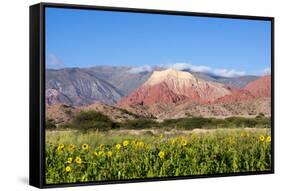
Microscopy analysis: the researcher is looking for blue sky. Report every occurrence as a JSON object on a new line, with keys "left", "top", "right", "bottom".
{"left": 45, "top": 7, "right": 271, "bottom": 77}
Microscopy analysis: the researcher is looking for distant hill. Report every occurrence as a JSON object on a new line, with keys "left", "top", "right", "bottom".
{"left": 190, "top": 71, "right": 259, "bottom": 88}
{"left": 118, "top": 68, "right": 233, "bottom": 105}
{"left": 46, "top": 102, "right": 141, "bottom": 124}
{"left": 245, "top": 75, "right": 271, "bottom": 97}
{"left": 118, "top": 69, "right": 271, "bottom": 119}
{"left": 46, "top": 67, "right": 152, "bottom": 106}
{"left": 46, "top": 66, "right": 262, "bottom": 107}
{"left": 84, "top": 66, "right": 152, "bottom": 96}
{"left": 46, "top": 68, "right": 124, "bottom": 106}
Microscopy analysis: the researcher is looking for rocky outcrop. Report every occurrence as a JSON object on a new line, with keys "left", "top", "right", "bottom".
{"left": 245, "top": 75, "right": 271, "bottom": 98}
{"left": 46, "top": 68, "right": 123, "bottom": 106}
{"left": 118, "top": 69, "right": 232, "bottom": 106}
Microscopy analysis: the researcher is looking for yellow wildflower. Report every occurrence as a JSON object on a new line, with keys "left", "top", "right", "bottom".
{"left": 107, "top": 151, "right": 113, "bottom": 157}
{"left": 67, "top": 144, "right": 75, "bottom": 151}
{"left": 66, "top": 157, "right": 72, "bottom": 164}
{"left": 75, "top": 156, "right": 82, "bottom": 164}
{"left": 98, "top": 151, "right": 104, "bottom": 156}
{"left": 65, "top": 166, "right": 71, "bottom": 172}
{"left": 158, "top": 151, "right": 165, "bottom": 159}
{"left": 159, "top": 133, "right": 164, "bottom": 138}
{"left": 136, "top": 141, "right": 144, "bottom": 148}
{"left": 82, "top": 143, "right": 89, "bottom": 150}
{"left": 181, "top": 139, "right": 188, "bottom": 146}
{"left": 259, "top": 135, "right": 265, "bottom": 142}
{"left": 123, "top": 140, "right": 129, "bottom": 147}
{"left": 57, "top": 143, "right": 65, "bottom": 151}
{"left": 266, "top": 136, "right": 271, "bottom": 142}
{"left": 116, "top": 144, "right": 121, "bottom": 150}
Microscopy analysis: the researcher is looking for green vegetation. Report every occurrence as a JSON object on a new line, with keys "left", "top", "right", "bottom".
{"left": 118, "top": 108, "right": 141, "bottom": 118}
{"left": 121, "top": 119, "right": 158, "bottom": 129}
{"left": 162, "top": 116, "right": 271, "bottom": 130}
{"left": 45, "top": 118, "right": 56, "bottom": 129}
{"left": 48, "top": 110, "right": 271, "bottom": 131}
{"left": 45, "top": 111, "right": 272, "bottom": 184}
{"left": 45, "top": 129, "right": 271, "bottom": 184}
{"left": 61, "top": 111, "right": 119, "bottom": 131}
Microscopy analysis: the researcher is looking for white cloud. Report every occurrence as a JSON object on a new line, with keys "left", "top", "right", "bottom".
{"left": 128, "top": 65, "right": 152, "bottom": 74}
{"left": 212, "top": 68, "right": 245, "bottom": 78}
{"left": 262, "top": 67, "right": 271, "bottom": 75}
{"left": 47, "top": 54, "right": 64, "bottom": 68}
{"left": 168, "top": 62, "right": 246, "bottom": 78}
{"left": 170, "top": 63, "right": 211, "bottom": 73}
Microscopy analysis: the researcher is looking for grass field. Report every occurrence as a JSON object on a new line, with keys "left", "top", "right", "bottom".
{"left": 45, "top": 128, "right": 271, "bottom": 184}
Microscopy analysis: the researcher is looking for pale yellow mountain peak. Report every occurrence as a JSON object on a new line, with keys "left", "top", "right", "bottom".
{"left": 144, "top": 68, "right": 196, "bottom": 86}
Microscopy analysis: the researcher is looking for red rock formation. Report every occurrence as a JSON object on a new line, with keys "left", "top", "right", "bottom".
{"left": 214, "top": 88, "right": 255, "bottom": 104}
{"left": 118, "top": 82, "right": 188, "bottom": 105}
{"left": 118, "top": 69, "right": 232, "bottom": 106}
{"left": 118, "top": 69, "right": 272, "bottom": 108}
{"left": 244, "top": 75, "right": 271, "bottom": 98}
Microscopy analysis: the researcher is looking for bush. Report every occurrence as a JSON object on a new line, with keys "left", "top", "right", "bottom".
{"left": 53, "top": 111, "right": 271, "bottom": 131}
{"left": 162, "top": 117, "right": 213, "bottom": 130}
{"left": 46, "top": 119, "right": 56, "bottom": 129}
{"left": 256, "top": 112, "right": 265, "bottom": 119}
{"left": 162, "top": 116, "right": 271, "bottom": 130}
{"left": 72, "top": 111, "right": 115, "bottom": 131}
{"left": 122, "top": 118, "right": 159, "bottom": 129}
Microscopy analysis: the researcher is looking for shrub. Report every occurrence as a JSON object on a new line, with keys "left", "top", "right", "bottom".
{"left": 46, "top": 118, "right": 56, "bottom": 129}
{"left": 72, "top": 111, "right": 114, "bottom": 131}
{"left": 122, "top": 118, "right": 158, "bottom": 129}
{"left": 256, "top": 112, "right": 265, "bottom": 119}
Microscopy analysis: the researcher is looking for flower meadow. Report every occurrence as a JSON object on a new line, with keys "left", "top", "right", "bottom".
{"left": 45, "top": 129, "right": 271, "bottom": 184}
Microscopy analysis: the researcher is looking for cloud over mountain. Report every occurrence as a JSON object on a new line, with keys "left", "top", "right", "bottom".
{"left": 128, "top": 65, "right": 152, "bottom": 74}
{"left": 169, "top": 63, "right": 245, "bottom": 78}
{"left": 262, "top": 67, "right": 271, "bottom": 75}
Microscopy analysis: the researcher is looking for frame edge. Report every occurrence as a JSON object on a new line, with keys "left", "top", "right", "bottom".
{"left": 29, "top": 3, "right": 44, "bottom": 188}
{"left": 30, "top": 2, "right": 275, "bottom": 188}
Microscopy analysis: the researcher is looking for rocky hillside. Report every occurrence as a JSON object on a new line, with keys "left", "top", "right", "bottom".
{"left": 118, "top": 69, "right": 232, "bottom": 105}
{"left": 46, "top": 104, "right": 79, "bottom": 124}
{"left": 46, "top": 67, "right": 153, "bottom": 106}
{"left": 84, "top": 66, "right": 152, "bottom": 96}
{"left": 245, "top": 75, "right": 271, "bottom": 97}
{"left": 46, "top": 102, "right": 140, "bottom": 124}
{"left": 157, "top": 97, "right": 271, "bottom": 119}
{"left": 46, "top": 66, "right": 259, "bottom": 106}
{"left": 45, "top": 66, "right": 271, "bottom": 122}
{"left": 118, "top": 69, "right": 271, "bottom": 119}
{"left": 46, "top": 68, "right": 123, "bottom": 106}
{"left": 79, "top": 102, "right": 140, "bottom": 122}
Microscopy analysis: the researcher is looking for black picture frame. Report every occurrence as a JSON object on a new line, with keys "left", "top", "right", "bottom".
{"left": 30, "top": 2, "right": 275, "bottom": 188}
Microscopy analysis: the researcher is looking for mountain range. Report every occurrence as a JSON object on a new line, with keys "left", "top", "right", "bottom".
{"left": 46, "top": 66, "right": 271, "bottom": 121}
{"left": 46, "top": 66, "right": 261, "bottom": 106}
{"left": 117, "top": 69, "right": 271, "bottom": 119}
{"left": 46, "top": 67, "right": 151, "bottom": 106}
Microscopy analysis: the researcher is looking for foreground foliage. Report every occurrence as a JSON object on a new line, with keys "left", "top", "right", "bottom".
{"left": 46, "top": 128, "right": 271, "bottom": 184}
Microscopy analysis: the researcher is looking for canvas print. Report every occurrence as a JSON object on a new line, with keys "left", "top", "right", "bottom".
{"left": 45, "top": 7, "right": 272, "bottom": 184}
